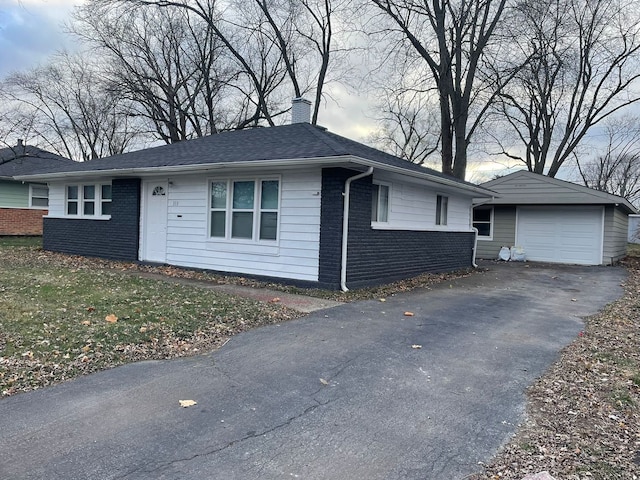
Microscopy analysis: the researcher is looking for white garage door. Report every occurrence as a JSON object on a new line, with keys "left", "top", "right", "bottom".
{"left": 516, "top": 207, "right": 603, "bottom": 265}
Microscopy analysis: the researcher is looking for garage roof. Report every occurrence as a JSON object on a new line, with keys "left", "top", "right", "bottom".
{"left": 479, "top": 170, "right": 637, "bottom": 214}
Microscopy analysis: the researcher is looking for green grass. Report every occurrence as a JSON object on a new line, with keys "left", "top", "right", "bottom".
{"left": 0, "top": 236, "right": 42, "bottom": 248}
{"left": 627, "top": 243, "right": 640, "bottom": 258}
{"left": 0, "top": 239, "right": 296, "bottom": 396}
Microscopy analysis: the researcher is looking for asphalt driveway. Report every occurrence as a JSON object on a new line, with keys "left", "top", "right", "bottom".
{"left": 0, "top": 262, "right": 626, "bottom": 479}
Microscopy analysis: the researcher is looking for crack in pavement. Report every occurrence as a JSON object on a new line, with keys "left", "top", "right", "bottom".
{"left": 119, "top": 397, "right": 336, "bottom": 478}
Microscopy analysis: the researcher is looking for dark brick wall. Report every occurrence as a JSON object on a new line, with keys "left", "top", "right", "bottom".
{"left": 319, "top": 168, "right": 475, "bottom": 289}
{"left": 318, "top": 168, "right": 351, "bottom": 288}
{"left": 43, "top": 178, "right": 141, "bottom": 261}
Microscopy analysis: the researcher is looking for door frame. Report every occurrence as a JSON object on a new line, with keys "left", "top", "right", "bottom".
{"left": 140, "top": 179, "right": 169, "bottom": 263}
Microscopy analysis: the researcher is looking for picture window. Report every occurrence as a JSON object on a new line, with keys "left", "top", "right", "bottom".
{"left": 209, "top": 178, "right": 280, "bottom": 242}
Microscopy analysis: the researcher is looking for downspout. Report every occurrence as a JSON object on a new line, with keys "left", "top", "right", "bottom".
{"left": 471, "top": 227, "right": 479, "bottom": 268}
{"left": 469, "top": 197, "right": 494, "bottom": 269}
{"left": 341, "top": 167, "right": 374, "bottom": 292}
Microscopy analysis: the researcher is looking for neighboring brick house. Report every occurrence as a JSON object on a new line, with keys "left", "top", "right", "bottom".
{"left": 17, "top": 103, "right": 493, "bottom": 289}
{"left": 0, "top": 141, "right": 75, "bottom": 235}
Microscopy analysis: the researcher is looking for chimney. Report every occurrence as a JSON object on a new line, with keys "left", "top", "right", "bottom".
{"left": 16, "top": 139, "right": 24, "bottom": 148}
{"left": 291, "top": 97, "right": 311, "bottom": 124}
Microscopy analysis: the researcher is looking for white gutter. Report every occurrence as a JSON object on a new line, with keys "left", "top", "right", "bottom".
{"left": 471, "top": 227, "right": 479, "bottom": 268}
{"left": 341, "top": 167, "right": 374, "bottom": 292}
{"left": 14, "top": 155, "right": 493, "bottom": 197}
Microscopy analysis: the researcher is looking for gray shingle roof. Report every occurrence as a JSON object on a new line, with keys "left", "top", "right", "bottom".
{"left": 13, "top": 123, "right": 482, "bottom": 190}
{"left": 0, "top": 145, "right": 74, "bottom": 178}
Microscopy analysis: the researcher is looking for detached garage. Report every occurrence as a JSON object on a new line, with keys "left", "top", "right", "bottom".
{"left": 473, "top": 171, "right": 637, "bottom": 265}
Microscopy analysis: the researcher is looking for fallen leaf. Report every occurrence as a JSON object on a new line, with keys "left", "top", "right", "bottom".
{"left": 81, "top": 320, "right": 91, "bottom": 326}
{"left": 269, "top": 297, "right": 281, "bottom": 303}
{"left": 319, "top": 378, "right": 329, "bottom": 385}
{"left": 139, "top": 326, "right": 148, "bottom": 333}
{"left": 404, "top": 311, "right": 414, "bottom": 316}
{"left": 86, "top": 306, "right": 96, "bottom": 313}
{"left": 411, "top": 344, "right": 422, "bottom": 349}
{"left": 379, "top": 298, "right": 386, "bottom": 302}
{"left": 105, "top": 314, "right": 118, "bottom": 323}
{"left": 571, "top": 298, "right": 577, "bottom": 302}
{"left": 179, "top": 399, "right": 197, "bottom": 408}
{"left": 81, "top": 345, "right": 90, "bottom": 353}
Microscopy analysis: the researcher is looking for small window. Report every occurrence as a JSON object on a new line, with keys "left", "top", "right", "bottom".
{"left": 259, "top": 180, "right": 279, "bottom": 240}
{"left": 436, "top": 195, "right": 448, "bottom": 226}
{"left": 30, "top": 184, "right": 49, "bottom": 208}
{"left": 232, "top": 181, "right": 255, "bottom": 239}
{"left": 67, "top": 186, "right": 79, "bottom": 215}
{"left": 371, "top": 183, "right": 390, "bottom": 223}
{"left": 101, "top": 184, "right": 112, "bottom": 215}
{"left": 83, "top": 185, "right": 95, "bottom": 215}
{"left": 473, "top": 206, "right": 493, "bottom": 238}
{"left": 210, "top": 181, "right": 227, "bottom": 238}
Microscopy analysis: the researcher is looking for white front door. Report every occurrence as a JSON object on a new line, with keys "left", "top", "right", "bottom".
{"left": 143, "top": 181, "right": 168, "bottom": 262}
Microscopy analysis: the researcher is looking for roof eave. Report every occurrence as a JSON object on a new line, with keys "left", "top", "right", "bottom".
{"left": 15, "top": 154, "right": 493, "bottom": 197}
{"left": 483, "top": 198, "right": 637, "bottom": 214}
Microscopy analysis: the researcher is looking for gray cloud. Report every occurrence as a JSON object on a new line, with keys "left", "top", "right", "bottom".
{"left": 0, "top": 1, "right": 74, "bottom": 78}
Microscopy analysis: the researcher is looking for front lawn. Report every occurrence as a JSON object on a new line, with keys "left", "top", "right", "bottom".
{"left": 0, "top": 238, "right": 299, "bottom": 396}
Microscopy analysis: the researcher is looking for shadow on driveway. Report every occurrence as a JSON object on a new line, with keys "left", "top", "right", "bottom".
{"left": 0, "top": 262, "right": 626, "bottom": 479}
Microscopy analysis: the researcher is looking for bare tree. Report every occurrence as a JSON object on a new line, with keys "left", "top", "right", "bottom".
{"left": 1, "top": 52, "right": 139, "bottom": 161}
{"left": 491, "top": 0, "right": 640, "bottom": 177}
{"left": 576, "top": 117, "right": 640, "bottom": 207}
{"left": 369, "top": 0, "right": 511, "bottom": 179}
{"left": 369, "top": 88, "right": 440, "bottom": 165}
{"left": 122, "top": 0, "right": 348, "bottom": 126}
{"left": 72, "top": 1, "right": 251, "bottom": 142}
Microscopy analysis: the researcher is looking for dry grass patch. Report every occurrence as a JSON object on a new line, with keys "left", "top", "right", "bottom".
{"left": 0, "top": 238, "right": 300, "bottom": 397}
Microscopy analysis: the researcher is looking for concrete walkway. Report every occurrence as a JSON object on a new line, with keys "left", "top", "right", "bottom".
{"left": 0, "top": 262, "right": 626, "bottom": 480}
{"left": 131, "top": 270, "right": 344, "bottom": 313}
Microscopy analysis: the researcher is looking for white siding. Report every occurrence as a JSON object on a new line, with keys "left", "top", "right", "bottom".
{"left": 373, "top": 176, "right": 473, "bottom": 232}
{"left": 603, "top": 206, "right": 629, "bottom": 263}
{"left": 162, "top": 169, "right": 322, "bottom": 282}
{"left": 45, "top": 182, "right": 66, "bottom": 217}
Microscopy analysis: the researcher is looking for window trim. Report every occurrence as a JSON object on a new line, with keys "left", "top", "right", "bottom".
{"left": 29, "top": 184, "right": 49, "bottom": 209}
{"left": 208, "top": 176, "right": 281, "bottom": 244}
{"left": 65, "top": 183, "right": 112, "bottom": 218}
{"left": 473, "top": 206, "right": 494, "bottom": 240}
{"left": 371, "top": 181, "right": 391, "bottom": 225}
{"left": 436, "top": 194, "right": 448, "bottom": 226}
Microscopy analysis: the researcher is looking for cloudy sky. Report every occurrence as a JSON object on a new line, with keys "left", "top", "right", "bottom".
{"left": 0, "top": 0, "right": 378, "bottom": 135}
{"left": 0, "top": 0, "right": 76, "bottom": 76}
{"left": 0, "top": 0, "right": 519, "bottom": 180}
